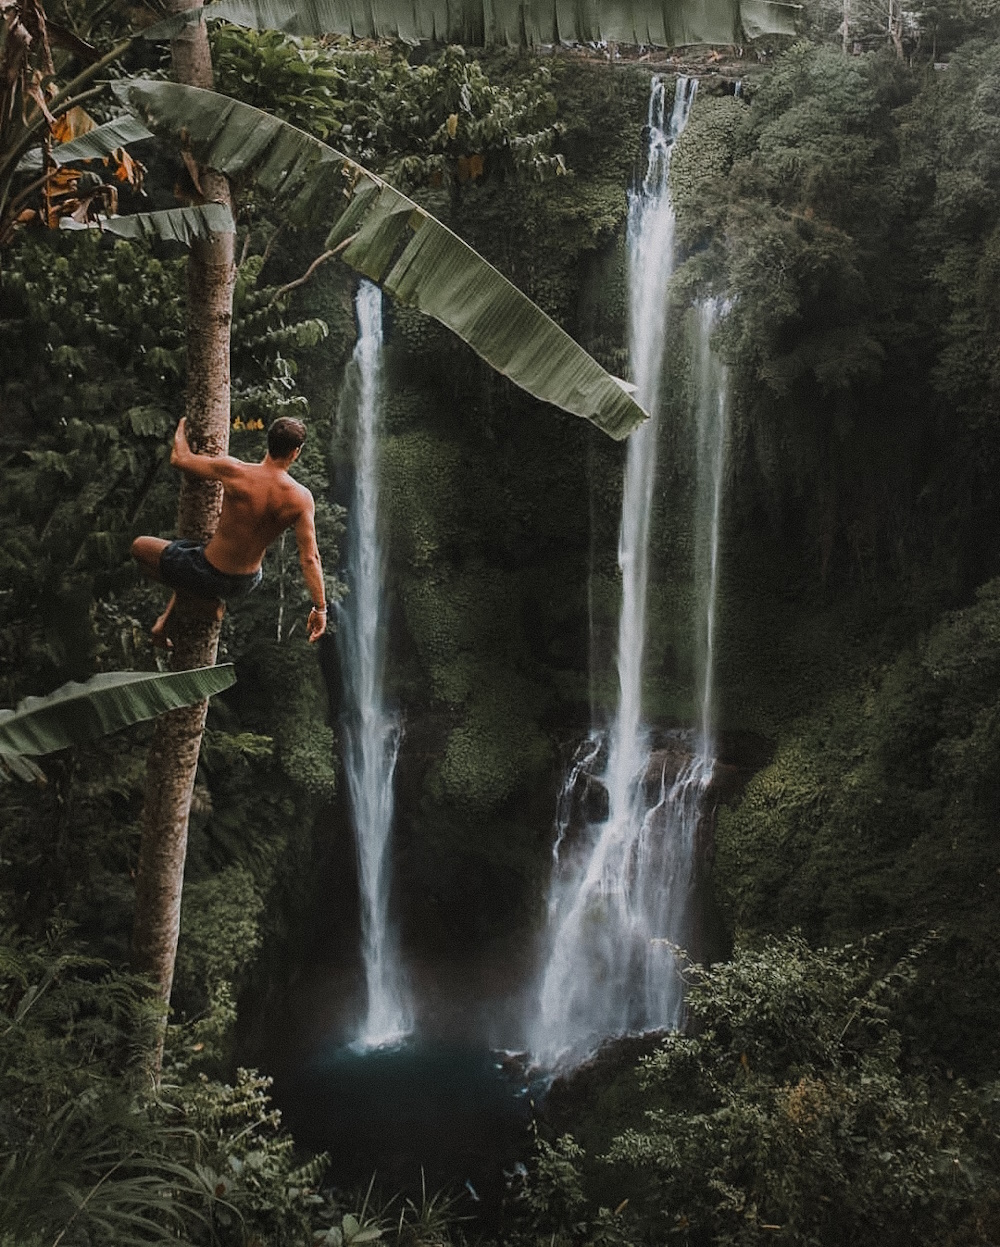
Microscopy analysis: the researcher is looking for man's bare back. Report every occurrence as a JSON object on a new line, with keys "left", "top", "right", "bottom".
{"left": 132, "top": 416, "right": 327, "bottom": 647}
{"left": 203, "top": 459, "right": 314, "bottom": 575}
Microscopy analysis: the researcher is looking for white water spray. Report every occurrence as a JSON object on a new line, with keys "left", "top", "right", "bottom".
{"left": 337, "top": 281, "right": 412, "bottom": 1049}
{"left": 530, "top": 77, "right": 699, "bottom": 1068}
{"left": 693, "top": 297, "right": 730, "bottom": 760}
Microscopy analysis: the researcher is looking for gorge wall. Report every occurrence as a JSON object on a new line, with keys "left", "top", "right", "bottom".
{"left": 240, "top": 47, "right": 1000, "bottom": 1081}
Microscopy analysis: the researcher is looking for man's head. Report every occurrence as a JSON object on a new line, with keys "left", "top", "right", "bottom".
{"left": 267, "top": 417, "right": 307, "bottom": 463}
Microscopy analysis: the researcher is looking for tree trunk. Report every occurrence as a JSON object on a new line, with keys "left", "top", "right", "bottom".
{"left": 888, "top": 0, "right": 904, "bottom": 57}
{"left": 131, "top": 0, "right": 234, "bottom": 1072}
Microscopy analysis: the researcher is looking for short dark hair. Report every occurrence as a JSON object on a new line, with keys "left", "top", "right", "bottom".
{"left": 267, "top": 417, "right": 307, "bottom": 460}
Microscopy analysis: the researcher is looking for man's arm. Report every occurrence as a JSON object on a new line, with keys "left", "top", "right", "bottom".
{"left": 170, "top": 418, "right": 242, "bottom": 482}
{"left": 294, "top": 493, "right": 327, "bottom": 643}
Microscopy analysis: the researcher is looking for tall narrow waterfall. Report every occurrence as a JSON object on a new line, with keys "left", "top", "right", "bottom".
{"left": 530, "top": 77, "right": 699, "bottom": 1068}
{"left": 693, "top": 297, "right": 730, "bottom": 761}
{"left": 337, "top": 281, "right": 412, "bottom": 1049}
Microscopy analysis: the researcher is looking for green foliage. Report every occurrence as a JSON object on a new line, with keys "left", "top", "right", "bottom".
{"left": 901, "top": 42, "right": 1000, "bottom": 486}
{"left": 212, "top": 31, "right": 567, "bottom": 190}
{"left": 0, "top": 917, "right": 347, "bottom": 1245}
{"left": 602, "top": 936, "right": 999, "bottom": 1247}
{"left": 458, "top": 61, "right": 648, "bottom": 321}
{"left": 397, "top": 1173, "right": 470, "bottom": 1247}
{"left": 0, "top": 230, "right": 331, "bottom": 697}
{"left": 162, "top": 1066, "right": 332, "bottom": 1244}
{"left": 398, "top": 560, "right": 552, "bottom": 810}
{"left": 0, "top": 214, "right": 344, "bottom": 1110}
{"left": 118, "top": 75, "right": 645, "bottom": 439}
{"left": 0, "top": 923, "right": 216, "bottom": 1243}
{"left": 715, "top": 579, "right": 1000, "bottom": 1073}
{"left": 667, "top": 40, "right": 1000, "bottom": 594}
{"left": 6, "top": 31, "right": 1000, "bottom": 1247}
{"left": 798, "top": 0, "right": 1000, "bottom": 57}
{"left": 519, "top": 1132, "right": 588, "bottom": 1235}
{"left": 173, "top": 864, "right": 264, "bottom": 1017}
{"left": 0, "top": 235, "right": 185, "bottom": 692}
{"left": 694, "top": 45, "right": 909, "bottom": 400}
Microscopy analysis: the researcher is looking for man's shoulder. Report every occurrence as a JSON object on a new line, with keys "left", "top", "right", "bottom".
{"left": 220, "top": 455, "right": 256, "bottom": 479}
{"left": 288, "top": 476, "right": 315, "bottom": 509}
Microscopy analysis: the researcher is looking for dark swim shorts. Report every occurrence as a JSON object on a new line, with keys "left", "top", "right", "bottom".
{"left": 159, "top": 539, "right": 263, "bottom": 602}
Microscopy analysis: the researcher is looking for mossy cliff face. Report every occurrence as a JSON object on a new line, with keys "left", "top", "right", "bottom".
{"left": 292, "top": 51, "right": 1000, "bottom": 1066}
{"left": 714, "top": 579, "right": 1000, "bottom": 1076}
{"left": 364, "top": 69, "right": 745, "bottom": 965}
{"left": 317, "top": 63, "right": 654, "bottom": 966}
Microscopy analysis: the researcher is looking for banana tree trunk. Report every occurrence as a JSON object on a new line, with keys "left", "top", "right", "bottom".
{"left": 131, "top": 0, "right": 235, "bottom": 1071}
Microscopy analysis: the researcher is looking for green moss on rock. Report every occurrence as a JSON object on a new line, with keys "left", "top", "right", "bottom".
{"left": 714, "top": 579, "right": 1000, "bottom": 1075}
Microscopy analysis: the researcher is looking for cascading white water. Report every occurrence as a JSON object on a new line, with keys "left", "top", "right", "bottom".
{"left": 336, "top": 281, "right": 412, "bottom": 1049}
{"left": 530, "top": 77, "right": 699, "bottom": 1068}
{"left": 692, "top": 297, "right": 730, "bottom": 762}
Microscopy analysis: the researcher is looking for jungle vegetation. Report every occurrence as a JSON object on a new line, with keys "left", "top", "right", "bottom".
{"left": 1, "top": 0, "right": 999, "bottom": 1237}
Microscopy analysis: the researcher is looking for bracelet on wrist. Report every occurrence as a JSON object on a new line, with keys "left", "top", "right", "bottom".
{"left": 311, "top": 604, "right": 327, "bottom": 612}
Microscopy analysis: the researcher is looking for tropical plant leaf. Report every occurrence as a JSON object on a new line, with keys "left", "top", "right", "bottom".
{"left": 0, "top": 665, "right": 237, "bottom": 761}
{"left": 60, "top": 203, "right": 235, "bottom": 243}
{"left": 142, "top": 0, "right": 798, "bottom": 46}
{"left": 50, "top": 115, "right": 154, "bottom": 165}
{"left": 114, "top": 80, "right": 647, "bottom": 439}
{"left": 0, "top": 751, "right": 46, "bottom": 783}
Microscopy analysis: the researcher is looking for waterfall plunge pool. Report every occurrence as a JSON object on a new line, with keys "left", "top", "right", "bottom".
{"left": 271, "top": 1038, "right": 539, "bottom": 1215}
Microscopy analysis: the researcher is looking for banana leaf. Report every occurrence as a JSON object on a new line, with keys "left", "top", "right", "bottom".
{"left": 0, "top": 666, "right": 236, "bottom": 765}
{"left": 142, "top": 0, "right": 798, "bottom": 45}
{"left": 50, "top": 116, "right": 154, "bottom": 165}
{"left": 113, "top": 79, "right": 646, "bottom": 439}
{"left": 60, "top": 203, "right": 235, "bottom": 243}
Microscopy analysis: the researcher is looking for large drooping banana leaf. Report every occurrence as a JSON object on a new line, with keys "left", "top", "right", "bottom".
{"left": 0, "top": 666, "right": 236, "bottom": 781}
{"left": 60, "top": 203, "right": 235, "bottom": 243}
{"left": 115, "top": 79, "right": 647, "bottom": 439}
{"left": 143, "top": 0, "right": 797, "bottom": 46}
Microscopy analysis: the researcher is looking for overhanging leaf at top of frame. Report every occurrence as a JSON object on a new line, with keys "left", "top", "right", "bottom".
{"left": 142, "top": 0, "right": 798, "bottom": 48}
{"left": 114, "top": 78, "right": 648, "bottom": 440}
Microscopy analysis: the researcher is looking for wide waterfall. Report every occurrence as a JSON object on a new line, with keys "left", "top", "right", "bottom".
{"left": 336, "top": 281, "right": 412, "bottom": 1049}
{"left": 530, "top": 77, "right": 700, "bottom": 1068}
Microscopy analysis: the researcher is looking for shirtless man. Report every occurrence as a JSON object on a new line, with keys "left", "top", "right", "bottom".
{"left": 132, "top": 415, "right": 327, "bottom": 648}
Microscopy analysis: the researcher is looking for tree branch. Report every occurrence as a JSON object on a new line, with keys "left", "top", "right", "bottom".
{"left": 268, "top": 233, "right": 357, "bottom": 305}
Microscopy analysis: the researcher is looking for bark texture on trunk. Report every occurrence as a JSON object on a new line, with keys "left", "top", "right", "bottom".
{"left": 131, "top": 0, "right": 235, "bottom": 1066}
{"left": 888, "top": 0, "right": 904, "bottom": 56}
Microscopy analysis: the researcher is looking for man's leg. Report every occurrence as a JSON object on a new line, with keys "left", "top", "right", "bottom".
{"left": 132, "top": 537, "right": 174, "bottom": 647}
{"left": 132, "top": 536, "right": 169, "bottom": 582}
{"left": 149, "top": 590, "right": 224, "bottom": 649}
{"left": 151, "top": 593, "right": 178, "bottom": 649}
{"left": 132, "top": 537, "right": 224, "bottom": 648}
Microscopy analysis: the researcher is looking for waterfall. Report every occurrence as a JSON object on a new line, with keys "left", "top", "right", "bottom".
{"left": 336, "top": 281, "right": 412, "bottom": 1049}
{"left": 530, "top": 77, "right": 699, "bottom": 1068}
{"left": 693, "top": 297, "right": 730, "bottom": 762}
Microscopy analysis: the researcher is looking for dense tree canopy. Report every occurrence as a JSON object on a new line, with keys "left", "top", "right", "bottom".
{"left": 2, "top": 0, "right": 999, "bottom": 1236}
